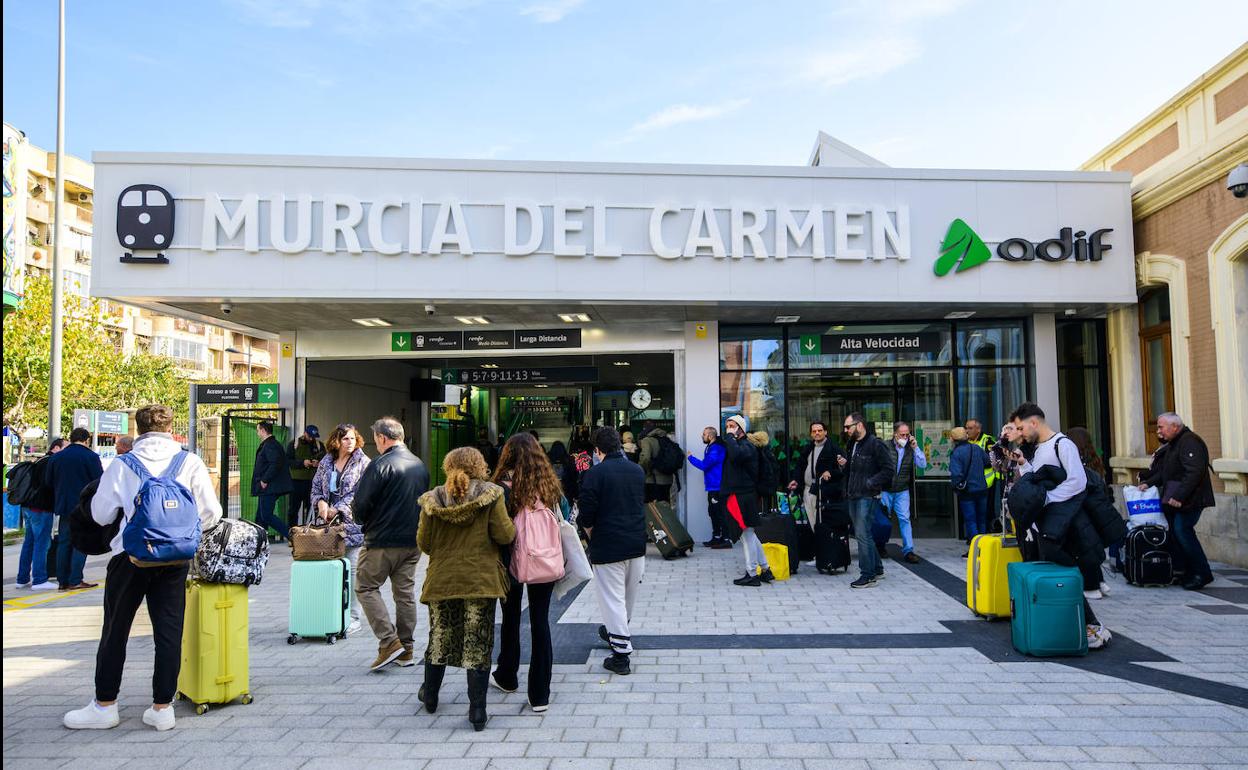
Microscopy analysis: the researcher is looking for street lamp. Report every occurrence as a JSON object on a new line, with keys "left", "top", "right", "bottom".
{"left": 225, "top": 340, "right": 252, "bottom": 382}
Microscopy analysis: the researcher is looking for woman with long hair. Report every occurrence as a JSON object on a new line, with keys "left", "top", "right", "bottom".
{"left": 416, "top": 447, "right": 515, "bottom": 730}
{"left": 1066, "top": 426, "right": 1117, "bottom": 599}
{"left": 309, "top": 423, "right": 371, "bottom": 634}
{"left": 489, "top": 432, "right": 566, "bottom": 712}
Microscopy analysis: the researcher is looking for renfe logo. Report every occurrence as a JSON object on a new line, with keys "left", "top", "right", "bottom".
{"left": 934, "top": 219, "right": 1113, "bottom": 276}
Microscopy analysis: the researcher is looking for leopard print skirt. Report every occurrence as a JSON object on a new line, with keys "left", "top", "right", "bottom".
{"left": 425, "top": 598, "right": 497, "bottom": 670}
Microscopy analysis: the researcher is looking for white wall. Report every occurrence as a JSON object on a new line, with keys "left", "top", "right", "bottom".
{"left": 305, "top": 360, "right": 418, "bottom": 456}
{"left": 680, "top": 321, "right": 720, "bottom": 543}
{"left": 1032, "top": 314, "right": 1061, "bottom": 430}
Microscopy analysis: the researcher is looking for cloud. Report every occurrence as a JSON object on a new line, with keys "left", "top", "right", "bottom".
{"left": 628, "top": 98, "right": 751, "bottom": 134}
{"left": 796, "top": 37, "right": 921, "bottom": 89}
{"left": 520, "top": 0, "right": 584, "bottom": 23}
{"left": 226, "top": 0, "right": 489, "bottom": 35}
{"left": 834, "top": 0, "right": 970, "bottom": 24}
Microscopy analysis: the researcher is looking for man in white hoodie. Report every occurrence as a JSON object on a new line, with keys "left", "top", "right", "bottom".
{"left": 63, "top": 404, "right": 222, "bottom": 732}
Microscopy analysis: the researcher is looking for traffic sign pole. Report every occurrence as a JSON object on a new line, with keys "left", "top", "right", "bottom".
{"left": 188, "top": 383, "right": 198, "bottom": 452}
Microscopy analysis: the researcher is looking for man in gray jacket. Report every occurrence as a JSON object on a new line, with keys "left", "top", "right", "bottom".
{"left": 637, "top": 422, "right": 675, "bottom": 504}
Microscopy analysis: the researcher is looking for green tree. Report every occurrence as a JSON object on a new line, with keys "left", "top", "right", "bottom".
{"left": 2, "top": 272, "right": 191, "bottom": 435}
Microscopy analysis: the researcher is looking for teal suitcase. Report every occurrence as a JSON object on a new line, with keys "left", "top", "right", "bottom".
{"left": 287, "top": 557, "right": 350, "bottom": 645}
{"left": 1007, "top": 561, "right": 1087, "bottom": 657}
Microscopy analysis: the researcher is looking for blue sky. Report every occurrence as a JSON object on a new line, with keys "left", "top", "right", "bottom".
{"left": 3, "top": 1, "right": 1246, "bottom": 169}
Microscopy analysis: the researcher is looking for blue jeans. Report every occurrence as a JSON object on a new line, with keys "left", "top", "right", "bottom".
{"left": 56, "top": 513, "right": 88, "bottom": 587}
{"left": 959, "top": 491, "right": 989, "bottom": 541}
{"left": 1168, "top": 508, "right": 1213, "bottom": 582}
{"left": 255, "top": 494, "right": 290, "bottom": 540}
{"left": 18, "top": 509, "right": 54, "bottom": 585}
{"left": 849, "top": 498, "right": 882, "bottom": 579}
{"left": 879, "top": 491, "right": 914, "bottom": 554}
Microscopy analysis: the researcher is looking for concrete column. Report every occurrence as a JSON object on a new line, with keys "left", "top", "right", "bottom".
{"left": 1031, "top": 314, "right": 1061, "bottom": 430}
{"left": 278, "top": 331, "right": 298, "bottom": 431}
{"left": 681, "top": 321, "right": 719, "bottom": 543}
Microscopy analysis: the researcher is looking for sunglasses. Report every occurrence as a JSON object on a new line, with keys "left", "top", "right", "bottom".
{"left": 843, "top": 421, "right": 860, "bottom": 430}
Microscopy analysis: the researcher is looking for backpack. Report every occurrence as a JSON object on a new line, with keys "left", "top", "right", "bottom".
{"left": 119, "top": 451, "right": 202, "bottom": 567}
{"left": 755, "top": 447, "right": 779, "bottom": 497}
{"left": 653, "top": 435, "right": 684, "bottom": 475}
{"left": 70, "top": 479, "right": 121, "bottom": 556}
{"left": 510, "top": 499, "right": 565, "bottom": 584}
{"left": 8, "top": 457, "right": 55, "bottom": 510}
{"left": 193, "top": 518, "right": 269, "bottom": 585}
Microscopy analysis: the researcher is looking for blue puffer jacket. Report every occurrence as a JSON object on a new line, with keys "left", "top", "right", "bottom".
{"left": 687, "top": 440, "right": 725, "bottom": 492}
{"left": 949, "top": 441, "right": 989, "bottom": 495}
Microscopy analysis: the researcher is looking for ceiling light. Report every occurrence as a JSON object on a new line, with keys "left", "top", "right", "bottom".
{"left": 455, "top": 316, "right": 490, "bottom": 325}
{"left": 351, "top": 318, "right": 392, "bottom": 327}
{"left": 534, "top": 384, "right": 549, "bottom": 388}
{"left": 1064, "top": 308, "right": 1077, "bottom": 316}
{"left": 944, "top": 311, "right": 976, "bottom": 320}
{"left": 558, "top": 313, "right": 591, "bottom": 323}
{"left": 635, "top": 382, "right": 648, "bottom": 386}
{"left": 831, "top": 325, "right": 845, "bottom": 331}
{"left": 775, "top": 315, "right": 801, "bottom": 323}
{"left": 481, "top": 364, "right": 499, "bottom": 369}
{"left": 612, "top": 361, "right": 631, "bottom": 366}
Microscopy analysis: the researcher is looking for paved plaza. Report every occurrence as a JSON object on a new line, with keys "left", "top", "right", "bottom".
{"left": 4, "top": 537, "right": 1248, "bottom": 769}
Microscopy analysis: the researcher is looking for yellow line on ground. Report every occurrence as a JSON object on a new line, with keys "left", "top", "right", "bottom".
{"left": 3, "top": 585, "right": 101, "bottom": 612}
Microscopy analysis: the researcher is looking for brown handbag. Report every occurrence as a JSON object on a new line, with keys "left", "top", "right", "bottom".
{"left": 290, "top": 515, "right": 347, "bottom": 561}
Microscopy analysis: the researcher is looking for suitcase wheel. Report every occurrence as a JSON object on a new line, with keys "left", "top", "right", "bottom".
{"left": 679, "top": 549, "right": 690, "bottom": 557}
{"left": 326, "top": 635, "right": 336, "bottom": 645}
{"left": 241, "top": 694, "right": 254, "bottom": 705}
{"left": 287, "top": 634, "right": 299, "bottom": 645}
{"left": 195, "top": 703, "right": 209, "bottom": 716}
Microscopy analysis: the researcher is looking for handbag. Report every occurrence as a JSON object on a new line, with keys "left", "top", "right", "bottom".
{"left": 290, "top": 515, "right": 347, "bottom": 560}
{"left": 553, "top": 518, "right": 593, "bottom": 600}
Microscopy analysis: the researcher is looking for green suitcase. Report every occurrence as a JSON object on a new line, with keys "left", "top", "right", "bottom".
{"left": 287, "top": 557, "right": 350, "bottom": 645}
{"left": 1007, "top": 561, "right": 1087, "bottom": 657}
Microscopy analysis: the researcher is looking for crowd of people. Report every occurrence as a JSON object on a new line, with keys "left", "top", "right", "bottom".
{"left": 6, "top": 399, "right": 1214, "bottom": 733}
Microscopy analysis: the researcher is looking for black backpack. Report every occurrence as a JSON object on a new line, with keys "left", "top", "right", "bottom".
{"left": 755, "top": 447, "right": 779, "bottom": 497}
{"left": 7, "top": 456, "right": 55, "bottom": 510}
{"left": 653, "top": 435, "right": 684, "bottom": 475}
{"left": 70, "top": 479, "right": 121, "bottom": 556}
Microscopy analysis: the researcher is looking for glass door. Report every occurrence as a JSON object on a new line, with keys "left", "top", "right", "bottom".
{"left": 897, "top": 371, "right": 956, "bottom": 538}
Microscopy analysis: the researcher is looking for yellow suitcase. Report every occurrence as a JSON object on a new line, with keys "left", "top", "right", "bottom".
{"left": 761, "top": 543, "right": 791, "bottom": 581}
{"left": 177, "top": 580, "right": 252, "bottom": 714}
{"left": 966, "top": 533, "right": 1021, "bottom": 619}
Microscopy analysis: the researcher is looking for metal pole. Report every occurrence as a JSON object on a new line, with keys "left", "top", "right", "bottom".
{"left": 246, "top": 337, "right": 252, "bottom": 382}
{"left": 47, "top": 0, "right": 66, "bottom": 439}
{"left": 188, "top": 383, "right": 198, "bottom": 453}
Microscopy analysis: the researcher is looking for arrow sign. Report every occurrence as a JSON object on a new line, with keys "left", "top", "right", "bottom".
{"left": 257, "top": 383, "right": 279, "bottom": 404}
{"left": 799, "top": 334, "right": 822, "bottom": 356}
{"left": 391, "top": 332, "right": 412, "bottom": 351}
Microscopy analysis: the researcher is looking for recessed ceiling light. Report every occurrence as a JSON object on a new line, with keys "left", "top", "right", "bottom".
{"left": 612, "top": 361, "right": 631, "bottom": 366}
{"left": 351, "top": 317, "right": 392, "bottom": 327}
{"left": 944, "top": 311, "right": 976, "bottom": 319}
{"left": 1064, "top": 308, "right": 1077, "bottom": 316}
{"left": 775, "top": 315, "right": 801, "bottom": 323}
{"left": 831, "top": 325, "right": 845, "bottom": 331}
{"left": 558, "top": 313, "right": 591, "bottom": 323}
{"left": 481, "top": 364, "right": 499, "bottom": 369}
{"left": 635, "top": 382, "right": 648, "bottom": 386}
{"left": 455, "top": 316, "right": 490, "bottom": 325}
{"left": 534, "top": 384, "right": 549, "bottom": 388}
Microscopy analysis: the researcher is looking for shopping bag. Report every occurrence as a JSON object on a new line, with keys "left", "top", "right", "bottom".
{"left": 553, "top": 519, "right": 593, "bottom": 600}
{"left": 1122, "top": 485, "right": 1167, "bottom": 529}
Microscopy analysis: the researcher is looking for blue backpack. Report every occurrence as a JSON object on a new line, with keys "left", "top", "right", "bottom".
{"left": 119, "top": 451, "right": 201, "bottom": 566}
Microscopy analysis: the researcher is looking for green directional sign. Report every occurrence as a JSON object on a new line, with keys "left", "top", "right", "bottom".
{"left": 798, "top": 334, "right": 822, "bottom": 356}
{"left": 934, "top": 218, "right": 992, "bottom": 276}
{"left": 257, "top": 383, "right": 279, "bottom": 404}
{"left": 391, "top": 332, "right": 412, "bottom": 352}
{"left": 442, "top": 369, "right": 460, "bottom": 385}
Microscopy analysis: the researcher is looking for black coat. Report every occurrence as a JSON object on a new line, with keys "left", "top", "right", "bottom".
{"left": 719, "top": 433, "right": 758, "bottom": 496}
{"left": 576, "top": 453, "right": 647, "bottom": 565}
{"left": 1139, "top": 428, "right": 1215, "bottom": 512}
{"left": 47, "top": 443, "right": 104, "bottom": 518}
{"left": 252, "top": 436, "right": 293, "bottom": 497}
{"left": 351, "top": 444, "right": 430, "bottom": 548}
{"left": 843, "top": 434, "right": 893, "bottom": 500}
{"left": 1008, "top": 464, "right": 1067, "bottom": 532}
{"left": 790, "top": 441, "right": 845, "bottom": 498}
{"left": 1082, "top": 467, "right": 1127, "bottom": 548}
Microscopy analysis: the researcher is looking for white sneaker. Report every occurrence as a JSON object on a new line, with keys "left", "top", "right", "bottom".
{"left": 30, "top": 581, "right": 58, "bottom": 591}
{"left": 347, "top": 620, "right": 363, "bottom": 635}
{"left": 1087, "top": 624, "right": 1112, "bottom": 650}
{"left": 1083, "top": 589, "right": 1103, "bottom": 600}
{"left": 142, "top": 705, "right": 176, "bottom": 731}
{"left": 63, "top": 700, "right": 120, "bottom": 730}
{"left": 15, "top": 580, "right": 31, "bottom": 588}
{"left": 1099, "top": 582, "right": 1111, "bottom": 596}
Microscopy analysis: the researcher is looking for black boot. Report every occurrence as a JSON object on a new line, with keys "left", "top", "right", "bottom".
{"left": 417, "top": 662, "right": 445, "bottom": 714}
{"left": 466, "top": 669, "right": 490, "bottom": 731}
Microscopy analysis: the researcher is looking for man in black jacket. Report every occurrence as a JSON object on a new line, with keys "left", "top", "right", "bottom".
{"left": 578, "top": 427, "right": 646, "bottom": 675}
{"left": 47, "top": 428, "right": 103, "bottom": 590}
{"left": 1138, "top": 412, "right": 1216, "bottom": 590}
{"left": 840, "top": 413, "right": 894, "bottom": 589}
{"left": 252, "top": 421, "right": 293, "bottom": 542}
{"left": 787, "top": 421, "right": 845, "bottom": 527}
{"left": 351, "top": 416, "right": 430, "bottom": 671}
{"left": 722, "top": 415, "right": 774, "bottom": 587}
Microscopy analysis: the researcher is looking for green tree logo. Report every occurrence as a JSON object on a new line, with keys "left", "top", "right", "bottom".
{"left": 934, "top": 218, "right": 992, "bottom": 276}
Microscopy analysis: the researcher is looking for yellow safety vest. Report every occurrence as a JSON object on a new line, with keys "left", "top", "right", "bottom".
{"left": 972, "top": 434, "right": 998, "bottom": 487}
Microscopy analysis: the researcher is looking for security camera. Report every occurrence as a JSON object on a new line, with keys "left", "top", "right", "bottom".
{"left": 1229, "top": 163, "right": 1248, "bottom": 199}
{"left": 424, "top": 304, "right": 436, "bottom": 317}
{"left": 221, "top": 302, "right": 233, "bottom": 315}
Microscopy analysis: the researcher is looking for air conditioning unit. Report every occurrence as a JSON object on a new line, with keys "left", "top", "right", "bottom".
{"left": 29, "top": 183, "right": 44, "bottom": 197}
{"left": 77, "top": 192, "right": 91, "bottom": 203}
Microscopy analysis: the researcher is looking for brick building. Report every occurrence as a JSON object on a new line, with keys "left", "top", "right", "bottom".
{"left": 1083, "top": 42, "right": 1248, "bottom": 566}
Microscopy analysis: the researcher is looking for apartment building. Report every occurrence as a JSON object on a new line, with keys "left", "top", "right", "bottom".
{"left": 2, "top": 122, "right": 275, "bottom": 382}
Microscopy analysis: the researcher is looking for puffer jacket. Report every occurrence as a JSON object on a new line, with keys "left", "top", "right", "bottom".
{"left": 1008, "top": 464, "right": 1067, "bottom": 532}
{"left": 416, "top": 480, "right": 515, "bottom": 603}
{"left": 1082, "top": 467, "right": 1127, "bottom": 548}
{"left": 719, "top": 433, "right": 758, "bottom": 497}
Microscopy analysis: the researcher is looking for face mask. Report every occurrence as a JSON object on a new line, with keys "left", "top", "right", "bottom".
{"left": 896, "top": 438, "right": 908, "bottom": 447}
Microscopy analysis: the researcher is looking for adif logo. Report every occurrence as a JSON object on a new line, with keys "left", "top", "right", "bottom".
{"left": 934, "top": 219, "right": 1113, "bottom": 276}
{"left": 934, "top": 219, "right": 990, "bottom": 276}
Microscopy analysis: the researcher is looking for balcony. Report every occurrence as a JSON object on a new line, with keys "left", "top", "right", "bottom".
{"left": 27, "top": 198, "right": 51, "bottom": 223}
{"left": 132, "top": 316, "right": 153, "bottom": 336}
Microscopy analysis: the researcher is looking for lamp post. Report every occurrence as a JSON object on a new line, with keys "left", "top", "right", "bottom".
{"left": 47, "top": 0, "right": 66, "bottom": 438}
{"left": 225, "top": 340, "right": 252, "bottom": 382}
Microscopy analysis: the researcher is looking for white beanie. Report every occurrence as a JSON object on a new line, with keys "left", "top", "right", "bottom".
{"left": 727, "top": 414, "right": 749, "bottom": 432}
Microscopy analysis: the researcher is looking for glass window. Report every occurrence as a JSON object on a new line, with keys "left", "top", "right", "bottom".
{"left": 719, "top": 326, "right": 784, "bottom": 370}
{"left": 121, "top": 189, "right": 143, "bottom": 206}
{"left": 1145, "top": 337, "right": 1171, "bottom": 417}
{"left": 719, "top": 370, "right": 784, "bottom": 440}
{"left": 1140, "top": 288, "right": 1170, "bottom": 327}
{"left": 957, "top": 367, "right": 1027, "bottom": 439}
{"left": 896, "top": 371, "right": 954, "bottom": 478}
{"left": 788, "top": 323, "right": 952, "bottom": 369}
{"left": 1060, "top": 368, "right": 1105, "bottom": 457}
{"left": 956, "top": 321, "right": 1026, "bottom": 365}
{"left": 1057, "top": 321, "right": 1099, "bottom": 366}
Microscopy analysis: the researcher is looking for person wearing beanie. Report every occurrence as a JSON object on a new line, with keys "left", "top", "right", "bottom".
{"left": 721, "top": 415, "right": 773, "bottom": 587}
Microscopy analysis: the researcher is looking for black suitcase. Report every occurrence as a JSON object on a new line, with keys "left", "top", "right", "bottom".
{"left": 646, "top": 501, "right": 693, "bottom": 559}
{"left": 813, "top": 482, "right": 852, "bottom": 574}
{"left": 1123, "top": 525, "right": 1173, "bottom": 587}
{"left": 754, "top": 512, "right": 800, "bottom": 575}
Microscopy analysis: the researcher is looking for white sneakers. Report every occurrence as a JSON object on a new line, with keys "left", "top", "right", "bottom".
{"left": 1086, "top": 624, "right": 1113, "bottom": 650}
{"left": 63, "top": 701, "right": 175, "bottom": 730}
{"left": 1099, "top": 582, "right": 1112, "bottom": 596}
{"left": 347, "top": 619, "right": 363, "bottom": 635}
{"left": 31, "top": 581, "right": 58, "bottom": 591}
{"left": 142, "top": 705, "right": 176, "bottom": 731}
{"left": 1084, "top": 588, "right": 1104, "bottom": 600}
{"left": 63, "top": 701, "right": 120, "bottom": 730}
{"left": 15, "top": 581, "right": 30, "bottom": 588}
